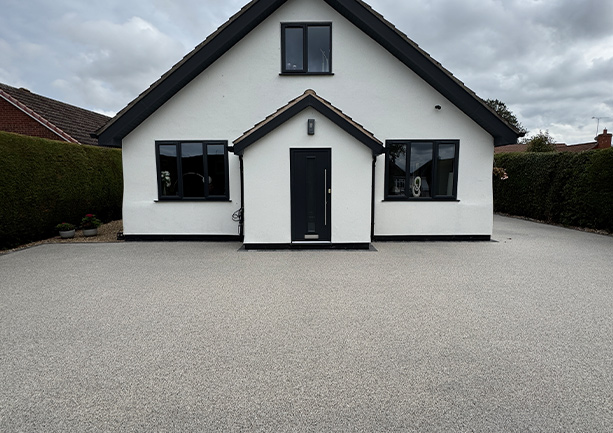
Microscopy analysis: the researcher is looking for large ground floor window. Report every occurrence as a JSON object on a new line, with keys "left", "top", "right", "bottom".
{"left": 156, "top": 141, "right": 229, "bottom": 200}
{"left": 385, "top": 140, "right": 459, "bottom": 200}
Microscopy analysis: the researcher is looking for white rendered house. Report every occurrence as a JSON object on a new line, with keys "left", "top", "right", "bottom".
{"left": 95, "top": 0, "right": 520, "bottom": 249}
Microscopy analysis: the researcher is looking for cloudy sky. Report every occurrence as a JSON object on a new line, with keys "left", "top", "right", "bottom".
{"left": 1, "top": 0, "right": 612, "bottom": 143}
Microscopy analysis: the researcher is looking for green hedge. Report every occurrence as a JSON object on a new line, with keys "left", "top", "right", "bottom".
{"left": 0, "top": 131, "right": 123, "bottom": 249}
{"left": 494, "top": 148, "right": 613, "bottom": 232}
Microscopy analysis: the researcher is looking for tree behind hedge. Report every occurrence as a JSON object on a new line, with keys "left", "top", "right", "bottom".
{"left": 525, "top": 130, "right": 556, "bottom": 153}
{"left": 485, "top": 99, "right": 528, "bottom": 136}
{"left": 494, "top": 149, "right": 613, "bottom": 232}
{"left": 0, "top": 131, "right": 123, "bottom": 249}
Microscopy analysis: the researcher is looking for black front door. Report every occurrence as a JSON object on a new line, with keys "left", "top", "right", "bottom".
{"left": 290, "top": 149, "right": 331, "bottom": 241}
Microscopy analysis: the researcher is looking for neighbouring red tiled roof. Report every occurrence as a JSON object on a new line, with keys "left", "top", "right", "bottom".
{"left": 0, "top": 83, "right": 110, "bottom": 146}
{"left": 494, "top": 143, "right": 528, "bottom": 153}
{"left": 494, "top": 141, "right": 598, "bottom": 154}
{"left": 556, "top": 142, "right": 597, "bottom": 152}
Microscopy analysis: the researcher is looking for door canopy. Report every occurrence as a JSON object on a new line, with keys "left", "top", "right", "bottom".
{"left": 232, "top": 89, "right": 384, "bottom": 156}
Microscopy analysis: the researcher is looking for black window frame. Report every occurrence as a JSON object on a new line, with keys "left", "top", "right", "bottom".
{"left": 384, "top": 139, "right": 460, "bottom": 201}
{"left": 155, "top": 140, "right": 230, "bottom": 201}
{"left": 281, "top": 22, "right": 333, "bottom": 75}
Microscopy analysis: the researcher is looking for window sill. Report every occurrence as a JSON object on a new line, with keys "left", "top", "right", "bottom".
{"left": 279, "top": 72, "right": 334, "bottom": 76}
{"left": 155, "top": 198, "right": 232, "bottom": 202}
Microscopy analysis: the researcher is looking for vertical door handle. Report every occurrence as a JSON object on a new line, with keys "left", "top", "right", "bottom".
{"left": 324, "top": 169, "right": 327, "bottom": 226}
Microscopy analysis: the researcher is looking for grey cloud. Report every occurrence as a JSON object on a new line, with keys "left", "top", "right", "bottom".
{"left": 372, "top": 0, "right": 612, "bottom": 142}
{"left": 51, "top": 15, "right": 185, "bottom": 110}
{"left": 534, "top": 0, "right": 613, "bottom": 40}
{"left": 0, "top": 0, "right": 611, "bottom": 143}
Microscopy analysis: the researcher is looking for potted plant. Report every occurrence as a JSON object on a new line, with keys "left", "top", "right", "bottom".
{"left": 81, "top": 214, "right": 102, "bottom": 237}
{"left": 56, "top": 222, "right": 76, "bottom": 239}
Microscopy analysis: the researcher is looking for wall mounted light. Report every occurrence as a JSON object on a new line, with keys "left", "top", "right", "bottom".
{"left": 308, "top": 118, "right": 315, "bottom": 135}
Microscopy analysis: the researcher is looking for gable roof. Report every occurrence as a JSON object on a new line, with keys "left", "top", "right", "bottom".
{"left": 0, "top": 83, "right": 110, "bottom": 146}
{"left": 233, "top": 89, "right": 384, "bottom": 155}
{"left": 95, "top": 0, "right": 521, "bottom": 147}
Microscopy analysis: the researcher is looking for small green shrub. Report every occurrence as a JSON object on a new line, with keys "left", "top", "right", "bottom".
{"left": 81, "top": 214, "right": 102, "bottom": 229}
{"left": 525, "top": 130, "right": 556, "bottom": 153}
{"left": 55, "top": 222, "right": 76, "bottom": 231}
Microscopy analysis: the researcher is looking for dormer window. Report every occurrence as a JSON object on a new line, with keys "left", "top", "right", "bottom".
{"left": 281, "top": 23, "right": 332, "bottom": 74}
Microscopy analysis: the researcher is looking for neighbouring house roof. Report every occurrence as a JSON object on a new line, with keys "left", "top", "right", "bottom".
{"left": 233, "top": 89, "right": 384, "bottom": 155}
{"left": 94, "top": 0, "right": 521, "bottom": 148}
{"left": 493, "top": 143, "right": 528, "bottom": 153}
{"left": 556, "top": 142, "right": 599, "bottom": 152}
{"left": 0, "top": 82, "right": 110, "bottom": 146}
{"left": 494, "top": 141, "right": 599, "bottom": 154}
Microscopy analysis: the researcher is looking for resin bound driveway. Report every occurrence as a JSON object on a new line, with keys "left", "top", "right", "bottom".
{"left": 1, "top": 215, "right": 612, "bottom": 432}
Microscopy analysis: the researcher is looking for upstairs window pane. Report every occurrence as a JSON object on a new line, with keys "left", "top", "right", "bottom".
{"left": 307, "top": 26, "right": 331, "bottom": 73}
{"left": 284, "top": 27, "right": 304, "bottom": 71}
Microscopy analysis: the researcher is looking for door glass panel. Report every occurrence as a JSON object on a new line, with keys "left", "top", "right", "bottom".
{"left": 159, "top": 144, "right": 178, "bottom": 197}
{"left": 284, "top": 27, "right": 303, "bottom": 71}
{"left": 306, "top": 156, "right": 317, "bottom": 233}
{"left": 181, "top": 142, "right": 205, "bottom": 198}
{"left": 307, "top": 26, "right": 330, "bottom": 73}
{"left": 409, "top": 142, "right": 433, "bottom": 198}
{"left": 435, "top": 143, "right": 456, "bottom": 196}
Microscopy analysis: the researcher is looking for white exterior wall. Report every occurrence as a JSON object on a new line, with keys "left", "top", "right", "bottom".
{"left": 121, "top": 0, "right": 495, "bottom": 238}
{"left": 122, "top": 126, "right": 241, "bottom": 236}
{"left": 374, "top": 126, "right": 495, "bottom": 237}
{"left": 243, "top": 108, "right": 373, "bottom": 244}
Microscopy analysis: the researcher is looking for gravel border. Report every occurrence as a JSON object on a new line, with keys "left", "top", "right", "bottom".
{"left": 1, "top": 220, "right": 123, "bottom": 255}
